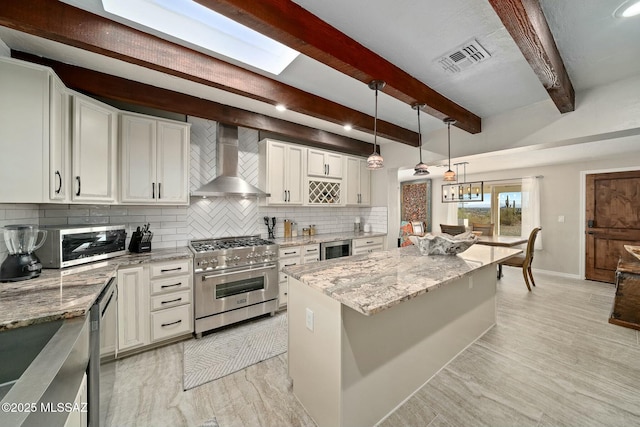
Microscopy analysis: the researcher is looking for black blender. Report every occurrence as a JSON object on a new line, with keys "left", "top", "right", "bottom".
{"left": 0, "top": 225, "right": 48, "bottom": 282}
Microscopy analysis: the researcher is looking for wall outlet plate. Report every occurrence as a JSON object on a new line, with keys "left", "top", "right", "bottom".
{"left": 305, "top": 308, "right": 314, "bottom": 332}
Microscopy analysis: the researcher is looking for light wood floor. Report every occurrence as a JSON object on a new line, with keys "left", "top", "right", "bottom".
{"left": 107, "top": 269, "right": 640, "bottom": 427}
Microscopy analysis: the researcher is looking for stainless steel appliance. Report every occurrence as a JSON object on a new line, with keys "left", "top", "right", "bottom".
{"left": 0, "top": 224, "right": 47, "bottom": 282}
{"left": 189, "top": 235, "right": 279, "bottom": 337}
{"left": 36, "top": 225, "right": 127, "bottom": 268}
{"left": 88, "top": 277, "right": 117, "bottom": 427}
{"left": 320, "top": 239, "right": 352, "bottom": 260}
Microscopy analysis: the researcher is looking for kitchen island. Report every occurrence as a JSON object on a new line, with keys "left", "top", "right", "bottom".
{"left": 283, "top": 243, "right": 521, "bottom": 427}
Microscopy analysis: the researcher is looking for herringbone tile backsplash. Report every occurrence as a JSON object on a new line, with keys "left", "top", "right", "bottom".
{"left": 0, "top": 117, "right": 387, "bottom": 259}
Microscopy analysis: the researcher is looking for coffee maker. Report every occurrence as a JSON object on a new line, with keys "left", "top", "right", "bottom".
{"left": 0, "top": 225, "right": 47, "bottom": 282}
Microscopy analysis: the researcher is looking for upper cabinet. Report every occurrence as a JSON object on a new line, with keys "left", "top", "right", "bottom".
{"left": 345, "top": 157, "right": 371, "bottom": 206}
{"left": 259, "top": 139, "right": 304, "bottom": 205}
{"left": 307, "top": 148, "right": 343, "bottom": 179}
{"left": 71, "top": 92, "right": 118, "bottom": 203}
{"left": 120, "top": 113, "right": 190, "bottom": 205}
{"left": 49, "top": 74, "right": 71, "bottom": 202}
{"left": 0, "top": 58, "right": 50, "bottom": 203}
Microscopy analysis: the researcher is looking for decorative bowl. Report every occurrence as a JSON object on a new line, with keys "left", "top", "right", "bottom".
{"left": 408, "top": 231, "right": 478, "bottom": 255}
{"left": 624, "top": 245, "right": 640, "bottom": 262}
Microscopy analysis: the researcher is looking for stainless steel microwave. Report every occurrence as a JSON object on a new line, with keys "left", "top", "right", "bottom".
{"left": 36, "top": 225, "right": 127, "bottom": 268}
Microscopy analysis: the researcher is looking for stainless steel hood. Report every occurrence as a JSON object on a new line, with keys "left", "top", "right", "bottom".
{"left": 191, "top": 123, "right": 270, "bottom": 198}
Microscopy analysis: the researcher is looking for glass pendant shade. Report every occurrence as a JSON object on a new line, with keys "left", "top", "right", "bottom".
{"left": 443, "top": 169, "right": 456, "bottom": 181}
{"left": 412, "top": 103, "right": 429, "bottom": 176}
{"left": 367, "top": 80, "right": 385, "bottom": 170}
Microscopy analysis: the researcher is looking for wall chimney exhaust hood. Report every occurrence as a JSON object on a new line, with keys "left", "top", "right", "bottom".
{"left": 191, "top": 123, "right": 270, "bottom": 198}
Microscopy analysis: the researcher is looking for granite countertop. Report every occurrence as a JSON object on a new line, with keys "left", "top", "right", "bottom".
{"left": 0, "top": 247, "right": 193, "bottom": 331}
{"left": 283, "top": 244, "right": 521, "bottom": 316}
{"left": 274, "top": 231, "right": 386, "bottom": 248}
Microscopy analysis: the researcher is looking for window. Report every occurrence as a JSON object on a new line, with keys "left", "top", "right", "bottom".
{"left": 457, "top": 182, "right": 522, "bottom": 236}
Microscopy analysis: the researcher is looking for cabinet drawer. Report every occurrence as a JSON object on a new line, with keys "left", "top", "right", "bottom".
{"left": 279, "top": 247, "right": 302, "bottom": 258}
{"left": 353, "top": 236, "right": 384, "bottom": 248}
{"left": 150, "top": 260, "right": 190, "bottom": 278}
{"left": 151, "top": 304, "right": 192, "bottom": 342}
{"left": 353, "top": 245, "right": 383, "bottom": 255}
{"left": 150, "top": 289, "right": 191, "bottom": 311}
{"left": 279, "top": 280, "right": 288, "bottom": 307}
{"left": 150, "top": 274, "right": 191, "bottom": 295}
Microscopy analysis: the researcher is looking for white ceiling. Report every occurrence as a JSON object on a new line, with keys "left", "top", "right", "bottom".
{"left": 1, "top": 0, "right": 639, "bottom": 172}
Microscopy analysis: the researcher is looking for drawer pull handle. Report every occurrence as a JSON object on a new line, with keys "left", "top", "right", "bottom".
{"left": 161, "top": 319, "right": 182, "bottom": 327}
{"left": 161, "top": 282, "right": 182, "bottom": 289}
{"left": 161, "top": 267, "right": 182, "bottom": 273}
{"left": 284, "top": 251, "right": 297, "bottom": 255}
{"left": 161, "top": 297, "right": 182, "bottom": 305}
{"left": 366, "top": 241, "right": 374, "bottom": 244}
{"left": 306, "top": 249, "right": 318, "bottom": 252}
{"left": 284, "top": 263, "right": 297, "bottom": 267}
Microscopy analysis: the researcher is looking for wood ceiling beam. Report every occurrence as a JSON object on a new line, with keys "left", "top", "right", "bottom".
{"left": 195, "top": 0, "right": 482, "bottom": 134}
{"left": 488, "top": 0, "right": 575, "bottom": 113}
{"left": 13, "top": 51, "right": 375, "bottom": 157}
{"left": 0, "top": 0, "right": 417, "bottom": 146}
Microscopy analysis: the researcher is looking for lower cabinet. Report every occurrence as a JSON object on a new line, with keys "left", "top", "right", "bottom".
{"left": 63, "top": 373, "right": 88, "bottom": 427}
{"left": 352, "top": 236, "right": 385, "bottom": 255}
{"left": 278, "top": 244, "right": 320, "bottom": 309}
{"left": 116, "top": 258, "right": 193, "bottom": 355}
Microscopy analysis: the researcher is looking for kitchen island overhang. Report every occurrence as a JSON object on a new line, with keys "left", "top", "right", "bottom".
{"left": 283, "top": 244, "right": 521, "bottom": 427}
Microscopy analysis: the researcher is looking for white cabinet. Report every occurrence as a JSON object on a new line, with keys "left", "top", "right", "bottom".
{"left": 352, "top": 236, "right": 385, "bottom": 255}
{"left": 259, "top": 139, "right": 304, "bottom": 205}
{"left": 64, "top": 373, "right": 88, "bottom": 427}
{"left": 307, "top": 148, "right": 342, "bottom": 179}
{"left": 117, "top": 266, "right": 149, "bottom": 353}
{"left": 149, "top": 259, "right": 193, "bottom": 343}
{"left": 71, "top": 92, "right": 118, "bottom": 203}
{"left": 278, "top": 246, "right": 302, "bottom": 308}
{"left": 302, "top": 244, "right": 320, "bottom": 263}
{"left": 346, "top": 156, "right": 371, "bottom": 206}
{"left": 0, "top": 57, "right": 50, "bottom": 203}
{"left": 120, "top": 113, "right": 190, "bottom": 204}
{"left": 49, "top": 74, "right": 71, "bottom": 202}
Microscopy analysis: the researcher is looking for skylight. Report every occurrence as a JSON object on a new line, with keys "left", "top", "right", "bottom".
{"left": 102, "top": 0, "right": 300, "bottom": 75}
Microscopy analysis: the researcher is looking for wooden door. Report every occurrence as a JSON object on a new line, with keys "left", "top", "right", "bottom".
{"left": 585, "top": 170, "right": 640, "bottom": 283}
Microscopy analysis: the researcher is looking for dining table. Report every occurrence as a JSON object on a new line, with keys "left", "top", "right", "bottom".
{"left": 476, "top": 235, "right": 528, "bottom": 278}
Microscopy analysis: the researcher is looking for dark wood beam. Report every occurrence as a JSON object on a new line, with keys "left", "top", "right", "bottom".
{"left": 13, "top": 51, "right": 375, "bottom": 157}
{"left": 0, "top": 0, "right": 417, "bottom": 146}
{"left": 195, "top": 0, "right": 482, "bottom": 134}
{"left": 488, "top": 0, "right": 575, "bottom": 113}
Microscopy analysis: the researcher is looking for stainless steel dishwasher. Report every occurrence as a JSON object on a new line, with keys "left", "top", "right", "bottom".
{"left": 89, "top": 276, "right": 117, "bottom": 427}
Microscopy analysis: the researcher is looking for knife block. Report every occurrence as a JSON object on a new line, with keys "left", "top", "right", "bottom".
{"left": 129, "top": 231, "right": 152, "bottom": 253}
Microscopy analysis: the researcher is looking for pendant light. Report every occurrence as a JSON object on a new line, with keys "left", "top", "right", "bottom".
{"left": 367, "top": 80, "right": 385, "bottom": 170}
{"left": 412, "top": 103, "right": 429, "bottom": 176}
{"left": 443, "top": 117, "right": 457, "bottom": 182}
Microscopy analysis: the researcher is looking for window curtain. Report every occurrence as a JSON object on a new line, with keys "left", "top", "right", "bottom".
{"left": 521, "top": 176, "right": 542, "bottom": 250}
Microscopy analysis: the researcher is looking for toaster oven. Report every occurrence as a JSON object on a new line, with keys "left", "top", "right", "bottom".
{"left": 36, "top": 225, "right": 127, "bottom": 268}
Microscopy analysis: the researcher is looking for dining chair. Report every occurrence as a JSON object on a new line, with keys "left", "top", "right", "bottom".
{"left": 499, "top": 227, "right": 542, "bottom": 291}
{"left": 471, "top": 222, "right": 494, "bottom": 237}
{"left": 440, "top": 224, "right": 467, "bottom": 235}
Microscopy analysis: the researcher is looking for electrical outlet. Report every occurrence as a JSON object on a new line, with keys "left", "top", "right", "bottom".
{"left": 469, "top": 276, "right": 474, "bottom": 289}
{"left": 305, "top": 308, "right": 314, "bottom": 332}
{"left": 558, "top": 215, "right": 565, "bottom": 223}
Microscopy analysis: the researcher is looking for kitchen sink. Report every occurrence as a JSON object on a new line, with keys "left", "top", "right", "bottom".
{"left": 0, "top": 316, "right": 89, "bottom": 427}
{"left": 0, "top": 320, "right": 64, "bottom": 400}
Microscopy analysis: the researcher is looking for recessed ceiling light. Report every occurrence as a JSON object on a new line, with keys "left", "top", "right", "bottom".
{"left": 275, "top": 104, "right": 287, "bottom": 112}
{"left": 614, "top": 0, "right": 640, "bottom": 17}
{"left": 101, "top": 0, "right": 300, "bottom": 75}
{"left": 343, "top": 124, "right": 352, "bottom": 131}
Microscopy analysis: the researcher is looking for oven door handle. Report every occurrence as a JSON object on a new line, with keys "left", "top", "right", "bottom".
{"left": 202, "top": 265, "right": 276, "bottom": 280}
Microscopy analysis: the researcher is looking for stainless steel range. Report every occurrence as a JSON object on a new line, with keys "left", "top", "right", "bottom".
{"left": 189, "top": 235, "right": 279, "bottom": 337}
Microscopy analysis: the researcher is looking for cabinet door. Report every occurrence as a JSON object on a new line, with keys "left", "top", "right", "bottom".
{"left": 117, "top": 266, "right": 149, "bottom": 352}
{"left": 359, "top": 159, "right": 371, "bottom": 205}
{"left": 307, "top": 149, "right": 327, "bottom": 177}
{"left": 346, "top": 157, "right": 360, "bottom": 205}
{"left": 120, "top": 114, "right": 156, "bottom": 203}
{"left": 72, "top": 94, "right": 118, "bottom": 203}
{"left": 0, "top": 58, "right": 49, "bottom": 203}
{"left": 156, "top": 120, "right": 190, "bottom": 204}
{"left": 285, "top": 145, "right": 304, "bottom": 204}
{"left": 325, "top": 152, "right": 343, "bottom": 179}
{"left": 266, "top": 141, "right": 287, "bottom": 204}
{"left": 49, "top": 75, "right": 70, "bottom": 202}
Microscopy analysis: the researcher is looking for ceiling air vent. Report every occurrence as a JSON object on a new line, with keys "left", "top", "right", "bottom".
{"left": 435, "top": 39, "right": 491, "bottom": 74}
